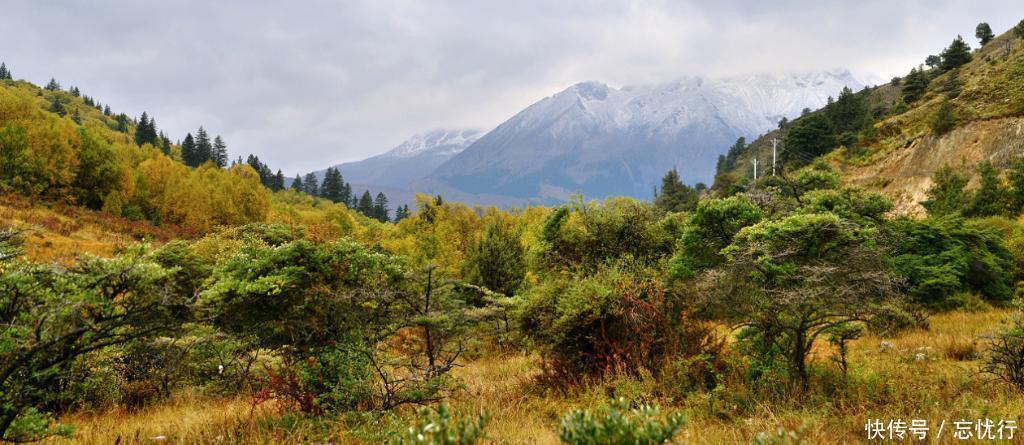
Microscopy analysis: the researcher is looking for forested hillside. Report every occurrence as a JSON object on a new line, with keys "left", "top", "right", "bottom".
{"left": 4, "top": 21, "right": 1024, "bottom": 445}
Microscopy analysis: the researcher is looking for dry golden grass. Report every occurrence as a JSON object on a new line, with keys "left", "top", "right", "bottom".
{"left": 0, "top": 194, "right": 187, "bottom": 263}
{"left": 50, "top": 309, "right": 1024, "bottom": 444}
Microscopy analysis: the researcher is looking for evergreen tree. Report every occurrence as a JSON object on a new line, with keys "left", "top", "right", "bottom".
{"left": 939, "top": 35, "right": 972, "bottom": 71}
{"left": 303, "top": 172, "right": 319, "bottom": 196}
{"left": 212, "top": 136, "right": 228, "bottom": 168}
{"left": 195, "top": 127, "right": 213, "bottom": 165}
{"left": 902, "top": 67, "right": 929, "bottom": 103}
{"left": 968, "top": 161, "right": 1008, "bottom": 217}
{"left": 930, "top": 98, "right": 956, "bottom": 134}
{"left": 70, "top": 108, "right": 82, "bottom": 124}
{"left": 653, "top": 167, "right": 697, "bottom": 213}
{"left": 181, "top": 133, "right": 197, "bottom": 167}
{"left": 925, "top": 55, "right": 941, "bottom": 69}
{"left": 134, "top": 112, "right": 158, "bottom": 146}
{"left": 394, "top": 204, "right": 411, "bottom": 222}
{"left": 103, "top": 104, "right": 111, "bottom": 116}
{"left": 69, "top": 86, "right": 80, "bottom": 97}
{"left": 160, "top": 132, "right": 171, "bottom": 155}
{"left": 1016, "top": 19, "right": 1024, "bottom": 39}
{"left": 0, "top": 62, "right": 11, "bottom": 80}
{"left": 291, "top": 174, "right": 304, "bottom": 191}
{"left": 44, "top": 78, "right": 60, "bottom": 91}
{"left": 922, "top": 165, "right": 968, "bottom": 216}
{"left": 48, "top": 96, "right": 65, "bottom": 116}
{"left": 115, "top": 114, "right": 130, "bottom": 132}
{"left": 976, "top": 22, "right": 995, "bottom": 46}
{"left": 825, "top": 86, "right": 868, "bottom": 134}
{"left": 320, "top": 168, "right": 344, "bottom": 202}
{"left": 273, "top": 170, "right": 286, "bottom": 191}
{"left": 783, "top": 113, "right": 836, "bottom": 164}
{"left": 341, "top": 182, "right": 353, "bottom": 206}
{"left": 357, "top": 191, "right": 375, "bottom": 216}
{"left": 372, "top": 192, "right": 389, "bottom": 222}
{"left": 1008, "top": 155, "right": 1024, "bottom": 213}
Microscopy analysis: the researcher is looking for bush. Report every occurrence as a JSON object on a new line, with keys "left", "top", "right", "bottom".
{"left": 982, "top": 318, "right": 1024, "bottom": 391}
{"left": 520, "top": 261, "right": 717, "bottom": 382}
{"left": 559, "top": 398, "right": 684, "bottom": 445}
{"left": 258, "top": 342, "right": 374, "bottom": 414}
{"left": 392, "top": 405, "right": 488, "bottom": 445}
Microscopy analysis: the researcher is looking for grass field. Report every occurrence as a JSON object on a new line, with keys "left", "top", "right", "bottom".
{"left": 46, "top": 308, "right": 1024, "bottom": 444}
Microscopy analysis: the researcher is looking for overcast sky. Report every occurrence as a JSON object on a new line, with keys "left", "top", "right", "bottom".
{"left": 2, "top": 1, "right": 1023, "bottom": 174}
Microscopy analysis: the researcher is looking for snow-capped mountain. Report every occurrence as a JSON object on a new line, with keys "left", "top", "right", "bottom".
{"left": 423, "top": 70, "right": 870, "bottom": 201}
{"left": 332, "top": 128, "right": 481, "bottom": 188}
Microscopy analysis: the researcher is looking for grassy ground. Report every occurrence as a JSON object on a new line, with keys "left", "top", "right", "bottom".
{"left": 47, "top": 309, "right": 1024, "bottom": 444}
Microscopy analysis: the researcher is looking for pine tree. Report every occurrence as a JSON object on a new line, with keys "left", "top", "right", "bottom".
{"left": 653, "top": 167, "right": 697, "bottom": 213}
{"left": 181, "top": 133, "right": 197, "bottom": 166}
{"left": 825, "top": 86, "right": 868, "bottom": 134}
{"left": 212, "top": 136, "right": 228, "bottom": 167}
{"left": 291, "top": 174, "right": 304, "bottom": 191}
{"left": 134, "top": 112, "right": 158, "bottom": 146}
{"left": 902, "top": 67, "right": 929, "bottom": 103}
{"left": 320, "top": 168, "right": 343, "bottom": 202}
{"left": 115, "top": 114, "right": 130, "bottom": 132}
{"left": 195, "top": 127, "right": 213, "bottom": 165}
{"left": 357, "top": 190, "right": 374, "bottom": 216}
{"left": 303, "top": 172, "right": 319, "bottom": 196}
{"left": 103, "top": 105, "right": 111, "bottom": 116}
{"left": 273, "top": 170, "right": 286, "bottom": 191}
{"left": 925, "top": 55, "right": 941, "bottom": 69}
{"left": 0, "top": 62, "right": 11, "bottom": 80}
{"left": 976, "top": 22, "right": 995, "bottom": 46}
{"left": 394, "top": 204, "right": 411, "bottom": 222}
{"left": 930, "top": 98, "right": 956, "bottom": 134}
{"left": 922, "top": 165, "right": 968, "bottom": 216}
{"left": 342, "top": 182, "right": 352, "bottom": 206}
{"left": 160, "top": 132, "right": 171, "bottom": 155}
{"left": 69, "top": 86, "right": 80, "bottom": 97}
{"left": 372, "top": 192, "right": 389, "bottom": 222}
{"left": 1016, "top": 19, "right": 1024, "bottom": 39}
{"left": 45, "top": 78, "right": 60, "bottom": 91}
{"left": 968, "top": 161, "right": 1008, "bottom": 217}
{"left": 70, "top": 108, "right": 82, "bottom": 124}
{"left": 939, "top": 35, "right": 972, "bottom": 71}
{"left": 48, "top": 96, "right": 65, "bottom": 116}
{"left": 1008, "top": 156, "right": 1024, "bottom": 213}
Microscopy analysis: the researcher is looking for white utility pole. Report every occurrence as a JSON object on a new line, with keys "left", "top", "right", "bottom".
{"left": 752, "top": 158, "right": 758, "bottom": 181}
{"left": 771, "top": 138, "right": 778, "bottom": 176}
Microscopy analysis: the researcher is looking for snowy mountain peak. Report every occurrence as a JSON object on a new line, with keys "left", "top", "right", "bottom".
{"left": 387, "top": 128, "right": 482, "bottom": 158}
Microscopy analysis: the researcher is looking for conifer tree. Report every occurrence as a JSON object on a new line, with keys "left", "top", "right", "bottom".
{"left": 320, "top": 168, "right": 344, "bottom": 202}
{"left": 115, "top": 114, "right": 130, "bottom": 133}
{"left": 1008, "top": 156, "right": 1024, "bottom": 213}
{"left": 925, "top": 55, "right": 941, "bottom": 69}
{"left": 69, "top": 86, "right": 80, "bottom": 97}
{"left": 160, "top": 132, "right": 171, "bottom": 155}
{"left": 291, "top": 174, "right": 304, "bottom": 191}
{"left": 373, "top": 192, "right": 389, "bottom": 222}
{"left": 930, "top": 98, "right": 956, "bottom": 134}
{"left": 45, "top": 78, "right": 60, "bottom": 91}
{"left": 394, "top": 204, "right": 411, "bottom": 222}
{"left": 103, "top": 105, "right": 111, "bottom": 116}
{"left": 212, "top": 136, "right": 228, "bottom": 167}
{"left": 902, "top": 67, "right": 929, "bottom": 103}
{"left": 181, "top": 133, "right": 197, "bottom": 166}
{"left": 0, "top": 62, "right": 11, "bottom": 80}
{"left": 939, "top": 35, "right": 972, "bottom": 71}
{"left": 653, "top": 167, "right": 697, "bottom": 213}
{"left": 48, "top": 96, "right": 65, "bottom": 116}
{"left": 273, "top": 170, "right": 286, "bottom": 191}
{"left": 134, "top": 112, "right": 158, "bottom": 146}
{"left": 968, "top": 161, "right": 1008, "bottom": 217}
{"left": 303, "top": 172, "right": 319, "bottom": 196}
{"left": 976, "top": 22, "right": 995, "bottom": 46}
{"left": 1016, "top": 19, "right": 1024, "bottom": 39}
{"left": 357, "top": 190, "right": 374, "bottom": 216}
{"left": 71, "top": 108, "right": 82, "bottom": 124}
{"left": 195, "top": 127, "right": 213, "bottom": 165}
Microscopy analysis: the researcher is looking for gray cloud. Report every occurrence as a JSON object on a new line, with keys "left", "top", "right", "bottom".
{"left": 2, "top": 0, "right": 1022, "bottom": 174}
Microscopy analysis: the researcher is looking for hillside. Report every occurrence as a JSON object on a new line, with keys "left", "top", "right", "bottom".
{"left": 716, "top": 27, "right": 1024, "bottom": 215}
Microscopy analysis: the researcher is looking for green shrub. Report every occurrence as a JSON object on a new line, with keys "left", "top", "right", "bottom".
{"left": 392, "top": 405, "right": 488, "bottom": 445}
{"left": 982, "top": 318, "right": 1024, "bottom": 391}
{"left": 559, "top": 398, "right": 684, "bottom": 445}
